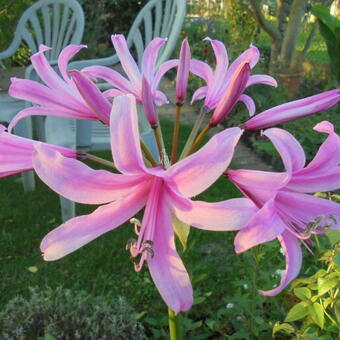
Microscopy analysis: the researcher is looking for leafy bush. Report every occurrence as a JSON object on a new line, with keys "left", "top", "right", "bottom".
{"left": 273, "top": 228, "right": 340, "bottom": 340}
{"left": 0, "top": 286, "right": 147, "bottom": 340}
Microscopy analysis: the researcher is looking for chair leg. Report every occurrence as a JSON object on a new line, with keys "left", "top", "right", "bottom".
{"left": 13, "top": 117, "right": 36, "bottom": 191}
{"left": 59, "top": 196, "right": 75, "bottom": 222}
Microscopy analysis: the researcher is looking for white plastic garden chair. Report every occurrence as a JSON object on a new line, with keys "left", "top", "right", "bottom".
{"left": 55, "top": 0, "right": 187, "bottom": 155}
{"left": 0, "top": 0, "right": 84, "bottom": 221}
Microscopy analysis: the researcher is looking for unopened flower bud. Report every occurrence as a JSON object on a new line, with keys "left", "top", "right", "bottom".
{"left": 176, "top": 38, "right": 191, "bottom": 103}
{"left": 210, "top": 61, "right": 250, "bottom": 126}
{"left": 141, "top": 76, "right": 158, "bottom": 126}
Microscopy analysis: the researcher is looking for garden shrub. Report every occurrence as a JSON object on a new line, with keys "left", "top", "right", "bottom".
{"left": 0, "top": 286, "right": 147, "bottom": 340}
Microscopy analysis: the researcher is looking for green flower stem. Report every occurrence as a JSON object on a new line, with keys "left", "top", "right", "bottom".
{"left": 168, "top": 308, "right": 182, "bottom": 340}
{"left": 152, "top": 124, "right": 168, "bottom": 168}
{"left": 170, "top": 103, "right": 183, "bottom": 164}
{"left": 79, "top": 152, "right": 116, "bottom": 169}
{"left": 179, "top": 106, "right": 208, "bottom": 160}
{"left": 140, "top": 141, "right": 157, "bottom": 167}
{"left": 187, "top": 122, "right": 213, "bottom": 156}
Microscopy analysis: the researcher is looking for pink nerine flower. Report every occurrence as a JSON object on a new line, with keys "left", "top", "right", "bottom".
{"left": 0, "top": 124, "right": 76, "bottom": 178}
{"left": 228, "top": 121, "right": 340, "bottom": 296}
{"left": 82, "top": 34, "right": 178, "bottom": 105}
{"left": 8, "top": 44, "right": 112, "bottom": 131}
{"left": 243, "top": 89, "right": 340, "bottom": 130}
{"left": 32, "top": 94, "right": 257, "bottom": 313}
{"left": 190, "top": 38, "right": 277, "bottom": 113}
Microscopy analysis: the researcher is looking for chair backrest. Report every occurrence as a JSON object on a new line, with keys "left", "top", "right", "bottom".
{"left": 127, "top": 0, "right": 186, "bottom": 68}
{"left": 0, "top": 0, "right": 84, "bottom": 61}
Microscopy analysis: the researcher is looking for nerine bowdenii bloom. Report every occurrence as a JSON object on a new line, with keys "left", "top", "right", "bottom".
{"left": 228, "top": 121, "right": 340, "bottom": 296}
{"left": 8, "top": 44, "right": 112, "bottom": 131}
{"left": 190, "top": 38, "right": 277, "bottom": 114}
{"left": 82, "top": 34, "right": 178, "bottom": 106}
{"left": 32, "top": 94, "right": 257, "bottom": 313}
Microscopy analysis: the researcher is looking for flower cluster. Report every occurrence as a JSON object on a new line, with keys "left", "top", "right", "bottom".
{"left": 1, "top": 34, "right": 339, "bottom": 313}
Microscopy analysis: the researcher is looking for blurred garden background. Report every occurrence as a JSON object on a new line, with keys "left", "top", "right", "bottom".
{"left": 0, "top": 0, "right": 339, "bottom": 339}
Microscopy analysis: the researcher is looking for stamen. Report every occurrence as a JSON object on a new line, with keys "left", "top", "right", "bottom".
{"left": 130, "top": 217, "right": 141, "bottom": 235}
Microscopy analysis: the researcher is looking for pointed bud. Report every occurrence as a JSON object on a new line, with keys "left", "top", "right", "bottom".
{"left": 210, "top": 61, "right": 250, "bottom": 126}
{"left": 141, "top": 76, "right": 158, "bottom": 126}
{"left": 243, "top": 89, "right": 340, "bottom": 130}
{"left": 176, "top": 38, "right": 191, "bottom": 103}
{"left": 69, "top": 70, "right": 111, "bottom": 124}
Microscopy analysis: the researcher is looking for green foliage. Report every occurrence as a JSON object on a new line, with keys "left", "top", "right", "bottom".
{"left": 311, "top": 5, "right": 340, "bottom": 84}
{"left": 77, "top": 0, "right": 148, "bottom": 60}
{"left": 274, "top": 243, "right": 340, "bottom": 339}
{"left": 0, "top": 0, "right": 34, "bottom": 67}
{"left": 0, "top": 286, "right": 147, "bottom": 339}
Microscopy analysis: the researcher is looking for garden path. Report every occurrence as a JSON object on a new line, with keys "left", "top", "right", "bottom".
{"left": 158, "top": 77, "right": 273, "bottom": 171}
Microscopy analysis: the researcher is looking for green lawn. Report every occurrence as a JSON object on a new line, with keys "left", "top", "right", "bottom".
{"left": 0, "top": 118, "right": 323, "bottom": 338}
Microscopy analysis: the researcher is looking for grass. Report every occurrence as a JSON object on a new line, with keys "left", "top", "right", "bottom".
{"left": 0, "top": 117, "right": 326, "bottom": 338}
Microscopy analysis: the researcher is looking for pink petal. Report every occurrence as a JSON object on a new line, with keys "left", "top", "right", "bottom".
{"left": 260, "top": 230, "right": 302, "bottom": 296}
{"left": 33, "top": 143, "right": 150, "bottom": 204}
{"left": 244, "top": 89, "right": 340, "bottom": 130}
{"left": 82, "top": 65, "right": 135, "bottom": 94}
{"left": 204, "top": 37, "right": 229, "bottom": 77}
{"left": 287, "top": 168, "right": 340, "bottom": 193}
{"left": 234, "top": 200, "right": 286, "bottom": 253}
{"left": 0, "top": 128, "right": 76, "bottom": 177}
{"left": 154, "top": 90, "right": 169, "bottom": 106}
{"left": 227, "top": 45, "right": 260, "bottom": 75}
{"left": 228, "top": 169, "right": 290, "bottom": 207}
{"left": 191, "top": 86, "right": 208, "bottom": 104}
{"left": 287, "top": 121, "right": 340, "bottom": 192}
{"left": 147, "top": 196, "right": 193, "bottom": 313}
{"left": 31, "top": 45, "right": 66, "bottom": 90}
{"left": 141, "top": 37, "right": 167, "bottom": 81}
{"left": 69, "top": 70, "right": 111, "bottom": 124}
{"left": 168, "top": 192, "right": 258, "bottom": 231}
{"left": 9, "top": 78, "right": 94, "bottom": 119}
{"left": 176, "top": 38, "right": 191, "bottom": 102}
{"left": 41, "top": 185, "right": 149, "bottom": 261}
{"left": 263, "top": 128, "right": 306, "bottom": 173}
{"left": 153, "top": 59, "right": 178, "bottom": 89}
{"left": 246, "top": 74, "right": 277, "bottom": 88}
{"left": 276, "top": 191, "right": 340, "bottom": 230}
{"left": 8, "top": 106, "right": 97, "bottom": 133}
{"left": 165, "top": 127, "right": 243, "bottom": 198}
{"left": 111, "top": 34, "right": 141, "bottom": 89}
{"left": 110, "top": 95, "right": 147, "bottom": 174}
{"left": 103, "top": 89, "right": 126, "bottom": 99}
{"left": 295, "top": 121, "right": 340, "bottom": 175}
{"left": 189, "top": 60, "right": 213, "bottom": 84}
{"left": 239, "top": 94, "right": 256, "bottom": 116}
{"left": 58, "top": 44, "right": 87, "bottom": 82}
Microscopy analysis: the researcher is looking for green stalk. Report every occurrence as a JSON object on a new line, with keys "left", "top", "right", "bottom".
{"left": 179, "top": 106, "right": 209, "bottom": 160}
{"left": 168, "top": 308, "right": 182, "bottom": 340}
{"left": 79, "top": 152, "right": 116, "bottom": 169}
{"left": 187, "top": 122, "right": 213, "bottom": 156}
{"left": 170, "top": 103, "right": 183, "bottom": 164}
{"left": 153, "top": 124, "right": 168, "bottom": 168}
{"left": 140, "top": 141, "right": 157, "bottom": 167}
